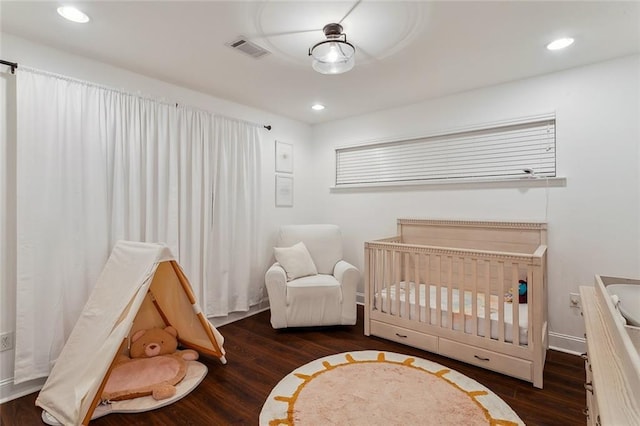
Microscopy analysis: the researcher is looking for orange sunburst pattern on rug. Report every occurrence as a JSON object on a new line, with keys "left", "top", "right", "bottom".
{"left": 262, "top": 351, "right": 523, "bottom": 426}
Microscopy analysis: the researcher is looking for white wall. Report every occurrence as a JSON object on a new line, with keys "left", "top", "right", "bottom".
{"left": 1, "top": 32, "right": 638, "bottom": 401}
{"left": 0, "top": 33, "right": 313, "bottom": 401}
{"left": 310, "top": 54, "right": 640, "bottom": 354}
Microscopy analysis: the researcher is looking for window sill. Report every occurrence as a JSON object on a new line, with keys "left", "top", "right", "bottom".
{"left": 330, "top": 177, "right": 567, "bottom": 192}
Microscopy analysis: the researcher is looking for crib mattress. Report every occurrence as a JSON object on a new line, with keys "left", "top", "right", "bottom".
{"left": 375, "top": 282, "right": 529, "bottom": 345}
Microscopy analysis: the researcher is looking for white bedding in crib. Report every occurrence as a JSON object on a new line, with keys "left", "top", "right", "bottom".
{"left": 375, "top": 282, "right": 529, "bottom": 345}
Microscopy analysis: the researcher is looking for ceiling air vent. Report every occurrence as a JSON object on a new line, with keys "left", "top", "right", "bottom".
{"left": 226, "top": 37, "right": 270, "bottom": 59}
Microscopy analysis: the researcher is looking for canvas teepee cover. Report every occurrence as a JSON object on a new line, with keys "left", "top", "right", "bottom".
{"left": 36, "top": 241, "right": 226, "bottom": 425}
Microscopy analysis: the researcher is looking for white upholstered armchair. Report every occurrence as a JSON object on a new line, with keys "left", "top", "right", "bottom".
{"left": 265, "top": 224, "right": 360, "bottom": 329}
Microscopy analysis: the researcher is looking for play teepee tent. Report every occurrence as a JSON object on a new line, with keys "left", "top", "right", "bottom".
{"left": 36, "top": 241, "right": 226, "bottom": 425}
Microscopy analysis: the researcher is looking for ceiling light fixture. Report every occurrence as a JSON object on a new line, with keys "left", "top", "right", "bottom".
{"left": 57, "top": 6, "right": 90, "bottom": 23}
{"left": 546, "top": 37, "right": 574, "bottom": 51}
{"left": 309, "top": 23, "right": 355, "bottom": 75}
{"left": 311, "top": 104, "right": 325, "bottom": 111}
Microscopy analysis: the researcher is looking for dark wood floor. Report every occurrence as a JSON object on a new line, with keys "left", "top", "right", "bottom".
{"left": 2, "top": 305, "right": 586, "bottom": 425}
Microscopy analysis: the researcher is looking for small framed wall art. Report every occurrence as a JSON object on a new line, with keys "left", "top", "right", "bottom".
{"left": 275, "top": 140, "right": 293, "bottom": 173}
{"left": 275, "top": 174, "right": 293, "bottom": 207}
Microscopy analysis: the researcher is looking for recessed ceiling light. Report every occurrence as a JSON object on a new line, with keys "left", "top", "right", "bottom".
{"left": 57, "top": 6, "right": 90, "bottom": 23}
{"left": 311, "top": 104, "right": 325, "bottom": 111}
{"left": 546, "top": 37, "right": 574, "bottom": 51}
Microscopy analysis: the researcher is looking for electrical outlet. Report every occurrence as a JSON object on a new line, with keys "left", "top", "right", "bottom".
{"left": 569, "top": 293, "right": 581, "bottom": 309}
{"left": 0, "top": 331, "right": 14, "bottom": 352}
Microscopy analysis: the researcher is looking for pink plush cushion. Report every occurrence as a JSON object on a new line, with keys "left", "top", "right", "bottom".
{"left": 102, "top": 355, "right": 189, "bottom": 401}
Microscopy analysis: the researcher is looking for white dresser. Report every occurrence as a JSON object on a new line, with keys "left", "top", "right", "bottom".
{"left": 579, "top": 275, "right": 640, "bottom": 426}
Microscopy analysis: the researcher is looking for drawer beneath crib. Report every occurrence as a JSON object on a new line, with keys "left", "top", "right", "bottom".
{"left": 371, "top": 321, "right": 438, "bottom": 353}
{"left": 439, "top": 338, "right": 532, "bottom": 382}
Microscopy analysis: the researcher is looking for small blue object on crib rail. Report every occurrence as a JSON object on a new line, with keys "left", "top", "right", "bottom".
{"left": 518, "top": 280, "right": 527, "bottom": 303}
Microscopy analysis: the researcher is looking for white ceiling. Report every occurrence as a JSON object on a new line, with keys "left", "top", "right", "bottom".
{"left": 1, "top": 1, "right": 639, "bottom": 124}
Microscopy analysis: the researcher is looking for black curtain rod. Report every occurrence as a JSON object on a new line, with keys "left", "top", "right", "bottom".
{"left": 1, "top": 59, "right": 271, "bottom": 129}
{"left": 173, "top": 101, "right": 270, "bottom": 130}
{"left": 0, "top": 59, "right": 18, "bottom": 74}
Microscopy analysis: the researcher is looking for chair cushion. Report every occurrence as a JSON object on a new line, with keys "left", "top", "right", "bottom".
{"left": 277, "top": 225, "right": 342, "bottom": 274}
{"left": 273, "top": 241, "right": 318, "bottom": 281}
{"left": 286, "top": 274, "right": 341, "bottom": 306}
{"left": 285, "top": 274, "right": 343, "bottom": 325}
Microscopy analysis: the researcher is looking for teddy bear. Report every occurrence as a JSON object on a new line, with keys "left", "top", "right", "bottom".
{"left": 101, "top": 326, "right": 199, "bottom": 402}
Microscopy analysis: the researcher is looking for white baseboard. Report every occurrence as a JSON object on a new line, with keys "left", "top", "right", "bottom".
{"left": 548, "top": 331, "right": 586, "bottom": 355}
{"left": 357, "top": 292, "right": 364, "bottom": 305}
{"left": 0, "top": 376, "right": 46, "bottom": 404}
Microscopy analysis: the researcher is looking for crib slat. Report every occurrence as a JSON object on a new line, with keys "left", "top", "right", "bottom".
{"left": 367, "top": 248, "right": 373, "bottom": 313}
{"left": 471, "top": 258, "right": 478, "bottom": 336}
{"left": 512, "top": 263, "right": 520, "bottom": 346}
{"left": 377, "top": 249, "right": 384, "bottom": 312}
{"left": 458, "top": 256, "right": 465, "bottom": 334}
{"left": 424, "top": 254, "right": 431, "bottom": 325}
{"left": 527, "top": 265, "right": 533, "bottom": 347}
{"left": 435, "top": 255, "right": 442, "bottom": 327}
{"left": 394, "top": 250, "right": 401, "bottom": 318}
{"left": 371, "top": 249, "right": 377, "bottom": 312}
{"left": 376, "top": 249, "right": 380, "bottom": 312}
{"left": 484, "top": 259, "right": 491, "bottom": 341}
{"left": 413, "top": 252, "right": 421, "bottom": 323}
{"left": 404, "top": 252, "right": 411, "bottom": 319}
{"left": 376, "top": 249, "right": 383, "bottom": 311}
{"left": 498, "top": 261, "right": 506, "bottom": 343}
{"left": 385, "top": 249, "right": 391, "bottom": 316}
{"left": 446, "top": 256, "right": 453, "bottom": 330}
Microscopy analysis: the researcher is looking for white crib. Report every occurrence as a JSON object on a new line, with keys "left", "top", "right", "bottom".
{"left": 364, "top": 219, "right": 548, "bottom": 388}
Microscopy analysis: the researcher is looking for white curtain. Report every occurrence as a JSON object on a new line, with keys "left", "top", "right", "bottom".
{"left": 14, "top": 68, "right": 262, "bottom": 382}
{"left": 15, "top": 71, "right": 111, "bottom": 382}
{"left": 1, "top": 71, "right": 18, "bottom": 379}
{"left": 206, "top": 116, "right": 263, "bottom": 316}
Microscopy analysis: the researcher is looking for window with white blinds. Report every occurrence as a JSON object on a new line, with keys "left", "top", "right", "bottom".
{"left": 335, "top": 117, "right": 556, "bottom": 186}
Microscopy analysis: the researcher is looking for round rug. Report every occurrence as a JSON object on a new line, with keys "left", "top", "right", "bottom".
{"left": 260, "top": 351, "right": 524, "bottom": 426}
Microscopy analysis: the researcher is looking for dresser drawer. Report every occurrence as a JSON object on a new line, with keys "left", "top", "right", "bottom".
{"left": 439, "top": 338, "right": 532, "bottom": 382}
{"left": 370, "top": 320, "right": 438, "bottom": 353}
